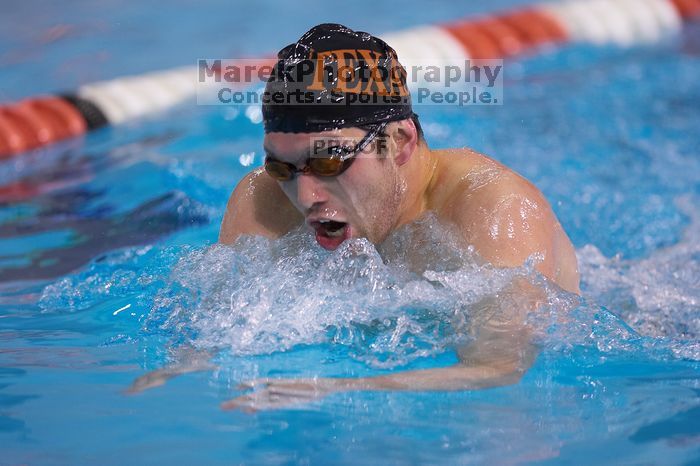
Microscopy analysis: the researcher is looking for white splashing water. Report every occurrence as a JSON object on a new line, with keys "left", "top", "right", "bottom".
{"left": 143, "top": 214, "right": 570, "bottom": 368}
{"left": 578, "top": 196, "right": 700, "bottom": 348}
{"left": 39, "top": 208, "right": 700, "bottom": 367}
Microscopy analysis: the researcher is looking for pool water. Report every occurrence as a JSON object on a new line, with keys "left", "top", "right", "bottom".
{"left": 1, "top": 1, "right": 700, "bottom": 464}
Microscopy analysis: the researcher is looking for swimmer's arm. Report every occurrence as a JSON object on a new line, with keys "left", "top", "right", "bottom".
{"left": 342, "top": 278, "right": 540, "bottom": 392}
{"left": 222, "top": 279, "right": 541, "bottom": 411}
{"left": 219, "top": 168, "right": 302, "bottom": 244}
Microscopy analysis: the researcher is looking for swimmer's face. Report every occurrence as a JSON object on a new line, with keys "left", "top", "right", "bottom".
{"left": 264, "top": 125, "right": 405, "bottom": 250}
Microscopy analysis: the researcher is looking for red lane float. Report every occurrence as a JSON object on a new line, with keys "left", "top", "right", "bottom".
{"left": 0, "top": 97, "right": 88, "bottom": 159}
{"left": 442, "top": 22, "right": 502, "bottom": 59}
{"left": 34, "top": 97, "right": 88, "bottom": 138}
{"left": 501, "top": 9, "right": 568, "bottom": 47}
{"left": 670, "top": 0, "right": 700, "bottom": 18}
{"left": 1, "top": 0, "right": 699, "bottom": 158}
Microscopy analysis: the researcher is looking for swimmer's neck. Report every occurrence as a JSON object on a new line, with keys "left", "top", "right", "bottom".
{"left": 393, "top": 142, "right": 440, "bottom": 230}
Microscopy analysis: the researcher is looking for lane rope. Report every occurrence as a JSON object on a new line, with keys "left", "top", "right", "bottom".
{"left": 0, "top": 0, "right": 698, "bottom": 158}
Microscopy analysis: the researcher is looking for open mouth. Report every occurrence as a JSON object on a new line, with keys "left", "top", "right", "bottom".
{"left": 311, "top": 220, "right": 351, "bottom": 250}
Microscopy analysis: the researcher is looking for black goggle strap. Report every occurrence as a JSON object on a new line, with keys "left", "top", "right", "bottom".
{"left": 350, "top": 122, "right": 387, "bottom": 160}
{"left": 326, "top": 122, "right": 388, "bottom": 161}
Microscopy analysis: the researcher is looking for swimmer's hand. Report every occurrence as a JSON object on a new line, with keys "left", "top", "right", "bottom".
{"left": 126, "top": 363, "right": 216, "bottom": 394}
{"left": 125, "top": 348, "right": 216, "bottom": 394}
{"left": 221, "top": 377, "right": 352, "bottom": 412}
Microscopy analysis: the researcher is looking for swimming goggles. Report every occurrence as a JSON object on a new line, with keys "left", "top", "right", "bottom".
{"left": 264, "top": 122, "right": 387, "bottom": 181}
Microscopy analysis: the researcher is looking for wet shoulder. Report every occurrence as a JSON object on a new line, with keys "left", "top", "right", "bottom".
{"left": 219, "top": 168, "right": 302, "bottom": 243}
{"left": 429, "top": 148, "right": 544, "bottom": 216}
{"left": 429, "top": 147, "right": 580, "bottom": 293}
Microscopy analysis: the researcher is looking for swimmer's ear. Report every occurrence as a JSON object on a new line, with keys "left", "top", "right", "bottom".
{"left": 390, "top": 118, "right": 418, "bottom": 166}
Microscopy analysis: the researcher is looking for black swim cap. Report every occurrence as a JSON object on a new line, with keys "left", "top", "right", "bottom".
{"left": 262, "top": 23, "right": 414, "bottom": 133}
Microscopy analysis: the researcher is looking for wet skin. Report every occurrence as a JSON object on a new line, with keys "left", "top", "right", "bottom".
{"left": 219, "top": 118, "right": 580, "bottom": 294}
{"left": 130, "top": 118, "right": 581, "bottom": 410}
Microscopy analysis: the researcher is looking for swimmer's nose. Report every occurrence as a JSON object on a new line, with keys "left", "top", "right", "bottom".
{"left": 295, "top": 173, "right": 328, "bottom": 210}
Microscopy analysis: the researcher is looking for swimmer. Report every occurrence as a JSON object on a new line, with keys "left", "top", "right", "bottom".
{"left": 216, "top": 24, "right": 581, "bottom": 411}
{"left": 130, "top": 24, "right": 580, "bottom": 409}
{"left": 220, "top": 23, "right": 579, "bottom": 294}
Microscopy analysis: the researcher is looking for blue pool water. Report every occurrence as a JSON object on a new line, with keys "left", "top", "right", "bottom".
{"left": 2, "top": 1, "right": 700, "bottom": 464}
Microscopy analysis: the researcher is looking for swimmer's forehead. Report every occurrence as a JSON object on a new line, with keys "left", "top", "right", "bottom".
{"left": 263, "top": 127, "right": 366, "bottom": 160}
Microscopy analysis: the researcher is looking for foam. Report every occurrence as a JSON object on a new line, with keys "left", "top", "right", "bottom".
{"left": 38, "top": 206, "right": 699, "bottom": 367}
{"left": 578, "top": 196, "right": 700, "bottom": 350}
{"left": 137, "top": 215, "right": 565, "bottom": 368}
